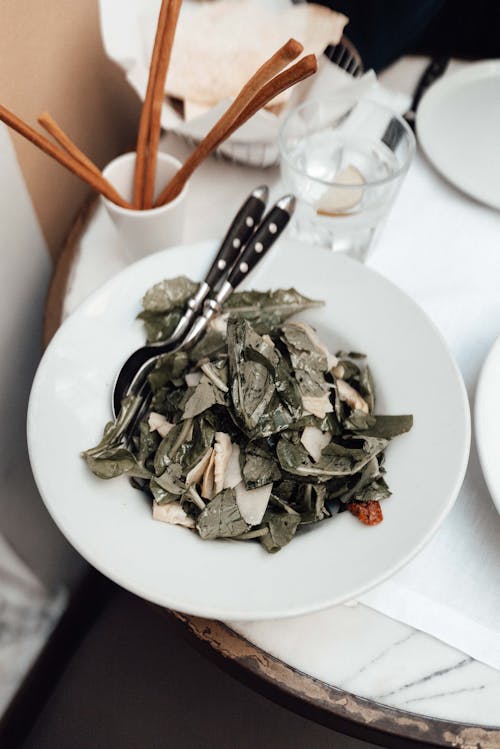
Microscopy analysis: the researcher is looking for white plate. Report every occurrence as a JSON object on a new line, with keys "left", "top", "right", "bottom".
{"left": 417, "top": 61, "right": 500, "bottom": 210}
{"left": 475, "top": 334, "right": 500, "bottom": 513}
{"left": 28, "top": 241, "right": 470, "bottom": 620}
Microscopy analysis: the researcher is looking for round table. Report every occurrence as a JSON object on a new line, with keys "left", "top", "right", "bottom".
{"left": 43, "top": 62, "right": 500, "bottom": 748}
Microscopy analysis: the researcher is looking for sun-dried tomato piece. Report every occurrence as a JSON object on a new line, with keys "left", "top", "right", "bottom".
{"left": 347, "top": 500, "right": 383, "bottom": 526}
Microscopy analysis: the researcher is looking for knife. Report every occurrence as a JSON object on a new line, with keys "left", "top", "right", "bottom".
{"left": 173, "top": 194, "right": 296, "bottom": 348}
{"left": 405, "top": 56, "right": 450, "bottom": 128}
{"left": 112, "top": 185, "right": 268, "bottom": 417}
{"left": 382, "top": 57, "right": 450, "bottom": 150}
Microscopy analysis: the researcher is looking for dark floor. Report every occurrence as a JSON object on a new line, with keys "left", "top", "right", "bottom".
{"left": 22, "top": 589, "right": 378, "bottom": 749}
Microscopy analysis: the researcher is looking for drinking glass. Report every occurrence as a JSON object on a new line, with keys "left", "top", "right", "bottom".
{"left": 279, "top": 96, "right": 415, "bottom": 261}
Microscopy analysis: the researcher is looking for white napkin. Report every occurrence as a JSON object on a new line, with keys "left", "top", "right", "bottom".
{"left": 98, "top": 0, "right": 409, "bottom": 165}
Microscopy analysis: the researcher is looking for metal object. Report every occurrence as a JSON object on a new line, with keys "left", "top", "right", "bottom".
{"left": 181, "top": 195, "right": 296, "bottom": 349}
{"left": 174, "top": 36, "right": 363, "bottom": 168}
{"left": 323, "top": 35, "right": 364, "bottom": 78}
{"left": 404, "top": 56, "right": 450, "bottom": 128}
{"left": 323, "top": 43, "right": 448, "bottom": 150}
{"left": 112, "top": 185, "right": 269, "bottom": 416}
{"left": 111, "top": 193, "right": 296, "bottom": 446}
{"left": 382, "top": 57, "right": 450, "bottom": 149}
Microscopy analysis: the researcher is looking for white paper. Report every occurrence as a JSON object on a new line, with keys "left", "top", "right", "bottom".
{"left": 99, "top": 0, "right": 409, "bottom": 165}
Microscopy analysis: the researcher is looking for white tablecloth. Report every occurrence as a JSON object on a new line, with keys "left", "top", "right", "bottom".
{"left": 357, "top": 151, "right": 500, "bottom": 669}
{"left": 65, "top": 54, "right": 500, "bottom": 670}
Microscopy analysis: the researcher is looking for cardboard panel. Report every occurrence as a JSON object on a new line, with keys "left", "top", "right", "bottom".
{"left": 0, "top": 0, "right": 141, "bottom": 258}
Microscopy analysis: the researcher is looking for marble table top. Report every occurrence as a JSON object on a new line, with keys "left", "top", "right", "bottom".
{"left": 60, "top": 58, "right": 500, "bottom": 730}
{"left": 0, "top": 535, "right": 65, "bottom": 716}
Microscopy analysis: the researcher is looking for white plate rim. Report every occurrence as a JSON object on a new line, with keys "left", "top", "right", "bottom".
{"left": 416, "top": 59, "right": 500, "bottom": 210}
{"left": 475, "top": 333, "right": 500, "bottom": 513}
{"left": 27, "top": 242, "right": 471, "bottom": 619}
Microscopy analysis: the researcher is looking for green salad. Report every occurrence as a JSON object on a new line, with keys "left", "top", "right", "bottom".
{"left": 83, "top": 277, "right": 413, "bottom": 553}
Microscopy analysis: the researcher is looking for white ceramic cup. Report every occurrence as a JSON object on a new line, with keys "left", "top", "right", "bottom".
{"left": 101, "top": 151, "right": 188, "bottom": 262}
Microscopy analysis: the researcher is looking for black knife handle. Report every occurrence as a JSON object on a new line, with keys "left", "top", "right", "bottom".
{"left": 226, "top": 195, "right": 295, "bottom": 290}
{"left": 411, "top": 56, "right": 449, "bottom": 114}
{"left": 204, "top": 186, "right": 268, "bottom": 290}
{"left": 383, "top": 56, "right": 449, "bottom": 148}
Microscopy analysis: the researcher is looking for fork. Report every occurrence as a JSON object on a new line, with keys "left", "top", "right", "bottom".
{"left": 112, "top": 185, "right": 269, "bottom": 417}
{"left": 113, "top": 193, "right": 296, "bottom": 446}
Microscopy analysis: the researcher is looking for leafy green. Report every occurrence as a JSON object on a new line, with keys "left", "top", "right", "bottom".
{"left": 136, "top": 420, "right": 160, "bottom": 465}
{"left": 276, "top": 435, "right": 388, "bottom": 480}
{"left": 188, "top": 326, "right": 226, "bottom": 361}
{"left": 155, "top": 463, "right": 186, "bottom": 497}
{"left": 181, "top": 417, "right": 215, "bottom": 474}
{"left": 82, "top": 394, "right": 154, "bottom": 479}
{"left": 336, "top": 350, "right": 366, "bottom": 359}
{"left": 227, "top": 319, "right": 277, "bottom": 432}
{"left": 352, "top": 477, "right": 392, "bottom": 503}
{"left": 260, "top": 511, "right": 301, "bottom": 553}
{"left": 182, "top": 378, "right": 226, "bottom": 419}
{"left": 84, "top": 394, "right": 141, "bottom": 455}
{"left": 196, "top": 489, "right": 249, "bottom": 540}
{"left": 281, "top": 323, "right": 329, "bottom": 399}
{"left": 359, "top": 365, "right": 375, "bottom": 413}
{"left": 241, "top": 441, "right": 282, "bottom": 490}
{"left": 227, "top": 318, "right": 302, "bottom": 438}
{"left": 354, "top": 415, "right": 413, "bottom": 439}
{"left": 139, "top": 277, "right": 200, "bottom": 343}
{"left": 153, "top": 419, "right": 193, "bottom": 475}
{"left": 84, "top": 276, "right": 414, "bottom": 553}
{"left": 336, "top": 359, "right": 361, "bottom": 381}
{"left": 148, "top": 351, "right": 189, "bottom": 393}
{"left": 225, "top": 288, "right": 324, "bottom": 332}
{"left": 84, "top": 447, "right": 151, "bottom": 480}
{"left": 142, "top": 276, "right": 198, "bottom": 314}
{"left": 344, "top": 410, "right": 377, "bottom": 431}
{"left": 138, "top": 309, "right": 184, "bottom": 344}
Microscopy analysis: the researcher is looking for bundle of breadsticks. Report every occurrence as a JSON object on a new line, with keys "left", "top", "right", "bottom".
{"left": 0, "top": 0, "right": 317, "bottom": 210}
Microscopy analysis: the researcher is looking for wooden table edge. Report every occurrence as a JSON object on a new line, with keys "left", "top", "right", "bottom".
{"left": 42, "top": 195, "right": 500, "bottom": 749}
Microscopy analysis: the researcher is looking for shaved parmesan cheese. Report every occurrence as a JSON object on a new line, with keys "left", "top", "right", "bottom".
{"left": 186, "top": 448, "right": 213, "bottom": 486}
{"left": 210, "top": 314, "right": 228, "bottom": 337}
{"left": 152, "top": 501, "right": 195, "bottom": 528}
{"left": 214, "top": 432, "right": 232, "bottom": 495}
{"left": 148, "top": 412, "right": 174, "bottom": 438}
{"left": 185, "top": 371, "right": 202, "bottom": 387}
{"left": 327, "top": 352, "right": 339, "bottom": 372}
{"left": 262, "top": 334, "right": 275, "bottom": 348}
{"left": 337, "top": 379, "right": 369, "bottom": 414}
{"left": 301, "top": 426, "right": 331, "bottom": 462}
{"left": 201, "top": 449, "right": 216, "bottom": 500}
{"left": 302, "top": 393, "right": 333, "bottom": 419}
{"left": 200, "top": 362, "right": 228, "bottom": 393}
{"left": 223, "top": 443, "right": 242, "bottom": 489}
{"left": 235, "top": 482, "right": 272, "bottom": 526}
{"left": 287, "top": 321, "right": 338, "bottom": 370}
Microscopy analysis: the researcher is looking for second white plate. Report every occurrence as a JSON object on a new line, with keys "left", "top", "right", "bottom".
{"left": 476, "top": 334, "right": 500, "bottom": 514}
{"left": 417, "top": 60, "right": 500, "bottom": 210}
